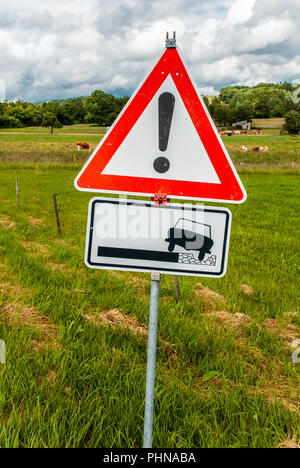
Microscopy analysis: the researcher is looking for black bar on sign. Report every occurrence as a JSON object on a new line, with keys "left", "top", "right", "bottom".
{"left": 98, "top": 247, "right": 179, "bottom": 263}
{"left": 159, "top": 92, "right": 175, "bottom": 151}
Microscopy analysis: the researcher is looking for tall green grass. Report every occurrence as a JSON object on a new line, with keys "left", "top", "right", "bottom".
{"left": 0, "top": 165, "right": 299, "bottom": 447}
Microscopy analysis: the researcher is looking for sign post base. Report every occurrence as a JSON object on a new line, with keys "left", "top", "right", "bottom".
{"left": 143, "top": 271, "right": 161, "bottom": 448}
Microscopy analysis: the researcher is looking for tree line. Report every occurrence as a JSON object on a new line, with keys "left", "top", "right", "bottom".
{"left": 203, "top": 82, "right": 300, "bottom": 132}
{"left": 0, "top": 82, "right": 299, "bottom": 134}
{"left": 0, "top": 90, "right": 129, "bottom": 132}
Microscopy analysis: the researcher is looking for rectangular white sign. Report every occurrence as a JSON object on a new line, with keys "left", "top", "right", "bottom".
{"left": 85, "top": 198, "right": 231, "bottom": 277}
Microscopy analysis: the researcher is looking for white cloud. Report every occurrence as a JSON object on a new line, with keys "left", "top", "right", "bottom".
{"left": 227, "top": 0, "right": 256, "bottom": 25}
{"left": 197, "top": 86, "right": 218, "bottom": 96}
{"left": 236, "top": 19, "right": 295, "bottom": 53}
{"left": 190, "top": 19, "right": 222, "bottom": 60}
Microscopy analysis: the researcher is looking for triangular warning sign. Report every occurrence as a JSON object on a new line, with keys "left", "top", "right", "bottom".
{"left": 75, "top": 47, "right": 247, "bottom": 203}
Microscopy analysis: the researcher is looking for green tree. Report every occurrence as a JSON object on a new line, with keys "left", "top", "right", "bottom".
{"left": 208, "top": 96, "right": 221, "bottom": 116}
{"left": 219, "top": 83, "right": 295, "bottom": 118}
{"left": 213, "top": 103, "right": 230, "bottom": 125}
{"left": 63, "top": 98, "right": 86, "bottom": 124}
{"left": 283, "top": 110, "right": 300, "bottom": 134}
{"left": 269, "top": 98, "right": 285, "bottom": 117}
{"left": 0, "top": 115, "right": 23, "bottom": 128}
{"left": 208, "top": 97, "right": 235, "bottom": 126}
{"left": 8, "top": 104, "right": 42, "bottom": 126}
{"left": 233, "top": 104, "right": 254, "bottom": 122}
{"left": 253, "top": 89, "right": 271, "bottom": 118}
{"left": 116, "top": 96, "right": 129, "bottom": 109}
{"left": 84, "top": 90, "right": 125, "bottom": 125}
{"left": 42, "top": 101, "right": 67, "bottom": 125}
{"left": 219, "top": 86, "right": 248, "bottom": 104}
{"left": 202, "top": 96, "right": 210, "bottom": 109}
{"left": 41, "top": 112, "right": 62, "bottom": 134}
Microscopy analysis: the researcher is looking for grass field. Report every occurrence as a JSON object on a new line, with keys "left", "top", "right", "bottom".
{"left": 252, "top": 118, "right": 285, "bottom": 129}
{"left": 0, "top": 124, "right": 299, "bottom": 448}
{"left": 1, "top": 124, "right": 299, "bottom": 169}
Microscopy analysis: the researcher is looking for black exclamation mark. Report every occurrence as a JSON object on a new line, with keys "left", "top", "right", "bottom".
{"left": 153, "top": 92, "right": 175, "bottom": 173}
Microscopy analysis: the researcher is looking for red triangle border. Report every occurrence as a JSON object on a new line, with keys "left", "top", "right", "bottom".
{"left": 75, "top": 48, "right": 246, "bottom": 203}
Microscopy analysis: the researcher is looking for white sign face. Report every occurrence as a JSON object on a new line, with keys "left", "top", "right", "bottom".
{"left": 85, "top": 198, "right": 231, "bottom": 278}
{"left": 102, "top": 76, "right": 220, "bottom": 184}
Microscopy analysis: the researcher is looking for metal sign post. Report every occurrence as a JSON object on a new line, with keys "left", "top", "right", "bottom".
{"left": 143, "top": 271, "right": 161, "bottom": 448}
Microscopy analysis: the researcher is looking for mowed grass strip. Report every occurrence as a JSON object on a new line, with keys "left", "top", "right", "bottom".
{"left": 0, "top": 124, "right": 106, "bottom": 134}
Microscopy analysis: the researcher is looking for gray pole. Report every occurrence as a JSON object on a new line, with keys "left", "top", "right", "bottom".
{"left": 143, "top": 270, "right": 161, "bottom": 448}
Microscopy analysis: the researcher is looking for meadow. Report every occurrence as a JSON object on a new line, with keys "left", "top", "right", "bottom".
{"left": 0, "top": 122, "right": 299, "bottom": 169}
{"left": 0, "top": 124, "right": 299, "bottom": 448}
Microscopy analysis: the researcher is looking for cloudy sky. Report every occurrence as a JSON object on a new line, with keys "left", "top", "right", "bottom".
{"left": 1, "top": 0, "right": 300, "bottom": 102}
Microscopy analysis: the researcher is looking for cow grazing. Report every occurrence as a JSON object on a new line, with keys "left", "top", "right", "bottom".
{"left": 77, "top": 142, "right": 90, "bottom": 151}
{"left": 252, "top": 146, "right": 269, "bottom": 152}
{"left": 233, "top": 130, "right": 241, "bottom": 135}
{"left": 251, "top": 129, "right": 263, "bottom": 136}
{"left": 240, "top": 146, "right": 248, "bottom": 152}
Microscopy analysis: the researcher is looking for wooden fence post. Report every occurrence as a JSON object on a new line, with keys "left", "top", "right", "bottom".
{"left": 53, "top": 194, "right": 61, "bottom": 235}
{"left": 174, "top": 275, "right": 180, "bottom": 296}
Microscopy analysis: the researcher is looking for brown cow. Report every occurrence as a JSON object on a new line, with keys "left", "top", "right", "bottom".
{"left": 252, "top": 146, "right": 269, "bottom": 152}
{"left": 77, "top": 142, "right": 90, "bottom": 151}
